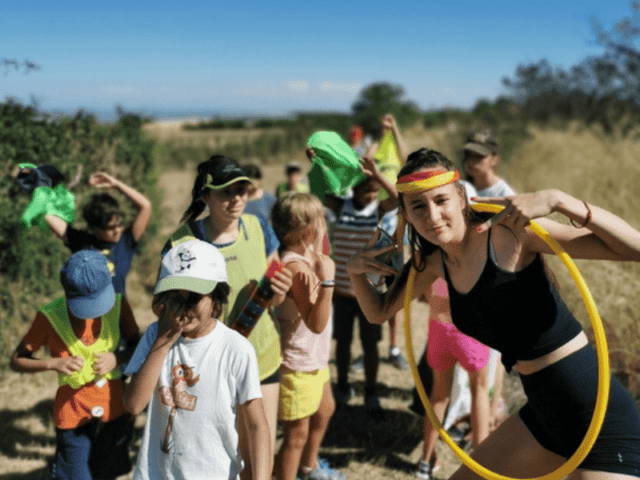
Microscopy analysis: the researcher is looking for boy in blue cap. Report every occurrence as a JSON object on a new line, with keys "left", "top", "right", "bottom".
{"left": 10, "top": 249, "right": 140, "bottom": 480}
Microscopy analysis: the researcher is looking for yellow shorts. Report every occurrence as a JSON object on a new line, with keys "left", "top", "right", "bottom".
{"left": 279, "top": 367, "right": 330, "bottom": 421}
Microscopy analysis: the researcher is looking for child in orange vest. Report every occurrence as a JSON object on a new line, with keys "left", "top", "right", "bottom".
{"left": 10, "top": 250, "right": 140, "bottom": 480}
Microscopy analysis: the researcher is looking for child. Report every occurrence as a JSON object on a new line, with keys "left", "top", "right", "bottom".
{"left": 365, "top": 114, "right": 410, "bottom": 371}
{"left": 10, "top": 249, "right": 140, "bottom": 480}
{"left": 461, "top": 130, "right": 514, "bottom": 198}
{"left": 276, "top": 162, "right": 309, "bottom": 198}
{"left": 42, "top": 170, "right": 152, "bottom": 296}
{"left": 415, "top": 278, "right": 491, "bottom": 480}
{"left": 328, "top": 156, "right": 398, "bottom": 416}
{"left": 123, "top": 238, "right": 271, "bottom": 480}
{"left": 270, "top": 193, "right": 345, "bottom": 480}
{"left": 162, "top": 155, "right": 292, "bottom": 479}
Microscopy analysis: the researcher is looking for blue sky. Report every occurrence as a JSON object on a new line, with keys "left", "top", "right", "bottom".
{"left": 1, "top": 0, "right": 633, "bottom": 121}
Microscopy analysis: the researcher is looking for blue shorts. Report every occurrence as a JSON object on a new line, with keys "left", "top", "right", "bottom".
{"left": 519, "top": 345, "right": 640, "bottom": 476}
{"left": 52, "top": 413, "right": 133, "bottom": 480}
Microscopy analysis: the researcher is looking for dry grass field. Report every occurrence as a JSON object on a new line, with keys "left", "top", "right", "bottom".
{"left": 1, "top": 120, "right": 638, "bottom": 479}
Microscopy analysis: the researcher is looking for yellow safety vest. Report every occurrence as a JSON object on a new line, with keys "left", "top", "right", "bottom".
{"left": 41, "top": 295, "right": 122, "bottom": 389}
{"left": 170, "top": 215, "right": 282, "bottom": 380}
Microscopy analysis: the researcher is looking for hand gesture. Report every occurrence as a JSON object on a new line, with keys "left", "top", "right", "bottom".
{"left": 474, "top": 191, "right": 557, "bottom": 233}
{"left": 51, "top": 355, "right": 84, "bottom": 375}
{"left": 346, "top": 228, "right": 400, "bottom": 277}
{"left": 360, "top": 155, "right": 380, "bottom": 179}
{"left": 93, "top": 352, "right": 117, "bottom": 376}
{"left": 307, "top": 221, "right": 335, "bottom": 283}
{"left": 88, "top": 171, "right": 119, "bottom": 189}
{"left": 156, "top": 293, "right": 188, "bottom": 344}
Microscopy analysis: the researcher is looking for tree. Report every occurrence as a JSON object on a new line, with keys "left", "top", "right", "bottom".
{"left": 500, "top": 2, "right": 640, "bottom": 133}
{"left": 351, "top": 82, "right": 421, "bottom": 137}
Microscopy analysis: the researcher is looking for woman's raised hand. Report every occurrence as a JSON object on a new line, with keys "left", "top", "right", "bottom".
{"left": 474, "top": 190, "right": 558, "bottom": 233}
{"left": 346, "top": 228, "right": 400, "bottom": 277}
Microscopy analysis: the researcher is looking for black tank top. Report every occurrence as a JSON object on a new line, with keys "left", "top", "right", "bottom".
{"left": 442, "top": 230, "right": 583, "bottom": 372}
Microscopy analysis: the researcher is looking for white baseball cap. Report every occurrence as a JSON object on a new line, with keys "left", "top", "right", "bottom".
{"left": 155, "top": 238, "right": 228, "bottom": 295}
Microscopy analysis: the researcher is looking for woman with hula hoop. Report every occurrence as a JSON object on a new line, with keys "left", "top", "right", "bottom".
{"left": 346, "top": 148, "right": 640, "bottom": 479}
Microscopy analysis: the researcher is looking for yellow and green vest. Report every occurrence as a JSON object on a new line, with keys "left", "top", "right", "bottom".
{"left": 41, "top": 294, "right": 122, "bottom": 389}
{"left": 170, "top": 215, "right": 282, "bottom": 380}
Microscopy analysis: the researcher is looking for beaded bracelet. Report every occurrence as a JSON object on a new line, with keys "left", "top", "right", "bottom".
{"left": 320, "top": 279, "right": 335, "bottom": 287}
{"left": 570, "top": 200, "right": 592, "bottom": 228}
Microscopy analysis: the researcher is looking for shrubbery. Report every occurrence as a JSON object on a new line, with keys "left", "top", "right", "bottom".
{"left": 0, "top": 101, "right": 159, "bottom": 369}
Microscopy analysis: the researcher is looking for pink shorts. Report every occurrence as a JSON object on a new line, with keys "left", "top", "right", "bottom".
{"left": 427, "top": 319, "right": 490, "bottom": 372}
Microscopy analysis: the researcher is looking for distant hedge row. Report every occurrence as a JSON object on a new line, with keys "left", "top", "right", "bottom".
{"left": 0, "top": 100, "right": 160, "bottom": 367}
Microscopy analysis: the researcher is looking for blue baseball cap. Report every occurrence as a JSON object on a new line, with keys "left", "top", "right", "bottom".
{"left": 60, "top": 250, "right": 116, "bottom": 319}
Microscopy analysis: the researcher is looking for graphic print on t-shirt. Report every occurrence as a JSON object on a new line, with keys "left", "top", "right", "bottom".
{"left": 159, "top": 362, "right": 200, "bottom": 453}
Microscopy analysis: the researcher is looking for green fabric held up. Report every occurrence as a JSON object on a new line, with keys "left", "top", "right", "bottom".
{"left": 307, "top": 131, "right": 366, "bottom": 202}
{"left": 21, "top": 184, "right": 77, "bottom": 228}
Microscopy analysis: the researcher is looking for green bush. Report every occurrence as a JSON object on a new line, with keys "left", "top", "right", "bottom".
{"left": 0, "top": 101, "right": 159, "bottom": 372}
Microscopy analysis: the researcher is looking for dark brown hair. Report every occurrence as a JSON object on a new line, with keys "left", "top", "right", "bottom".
{"left": 181, "top": 155, "right": 240, "bottom": 223}
{"left": 398, "top": 148, "right": 490, "bottom": 271}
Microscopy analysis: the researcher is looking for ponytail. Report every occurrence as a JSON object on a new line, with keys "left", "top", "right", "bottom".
{"left": 181, "top": 198, "right": 206, "bottom": 224}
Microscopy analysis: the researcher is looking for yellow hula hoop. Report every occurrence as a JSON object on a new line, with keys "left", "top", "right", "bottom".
{"left": 403, "top": 202, "right": 610, "bottom": 480}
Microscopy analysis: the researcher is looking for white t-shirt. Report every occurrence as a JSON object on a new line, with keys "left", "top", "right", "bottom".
{"left": 462, "top": 178, "right": 515, "bottom": 199}
{"left": 126, "top": 321, "right": 262, "bottom": 480}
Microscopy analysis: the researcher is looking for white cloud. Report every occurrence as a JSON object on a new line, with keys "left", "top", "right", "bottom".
{"left": 319, "top": 81, "right": 362, "bottom": 93}
{"left": 287, "top": 80, "right": 308, "bottom": 93}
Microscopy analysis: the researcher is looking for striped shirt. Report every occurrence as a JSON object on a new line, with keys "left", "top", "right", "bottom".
{"left": 333, "top": 198, "right": 379, "bottom": 297}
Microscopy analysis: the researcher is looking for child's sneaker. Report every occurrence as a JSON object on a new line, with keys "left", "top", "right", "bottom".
{"left": 350, "top": 355, "right": 364, "bottom": 373}
{"left": 415, "top": 460, "right": 432, "bottom": 480}
{"left": 389, "top": 350, "right": 409, "bottom": 370}
{"left": 303, "top": 458, "right": 346, "bottom": 480}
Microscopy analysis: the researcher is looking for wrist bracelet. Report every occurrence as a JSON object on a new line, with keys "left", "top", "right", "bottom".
{"left": 320, "top": 279, "right": 335, "bottom": 287}
{"left": 570, "top": 201, "right": 592, "bottom": 228}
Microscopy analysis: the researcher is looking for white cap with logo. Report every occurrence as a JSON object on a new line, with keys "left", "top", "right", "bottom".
{"left": 155, "top": 238, "right": 228, "bottom": 295}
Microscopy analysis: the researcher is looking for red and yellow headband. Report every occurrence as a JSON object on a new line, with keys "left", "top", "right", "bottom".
{"left": 395, "top": 170, "right": 460, "bottom": 194}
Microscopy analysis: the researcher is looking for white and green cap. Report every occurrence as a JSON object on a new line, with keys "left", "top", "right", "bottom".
{"left": 155, "top": 239, "right": 228, "bottom": 295}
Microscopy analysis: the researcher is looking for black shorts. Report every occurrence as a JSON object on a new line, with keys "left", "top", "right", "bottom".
{"left": 519, "top": 344, "right": 640, "bottom": 476}
{"left": 332, "top": 294, "right": 382, "bottom": 345}
{"left": 52, "top": 413, "right": 133, "bottom": 480}
{"left": 260, "top": 368, "right": 281, "bottom": 385}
